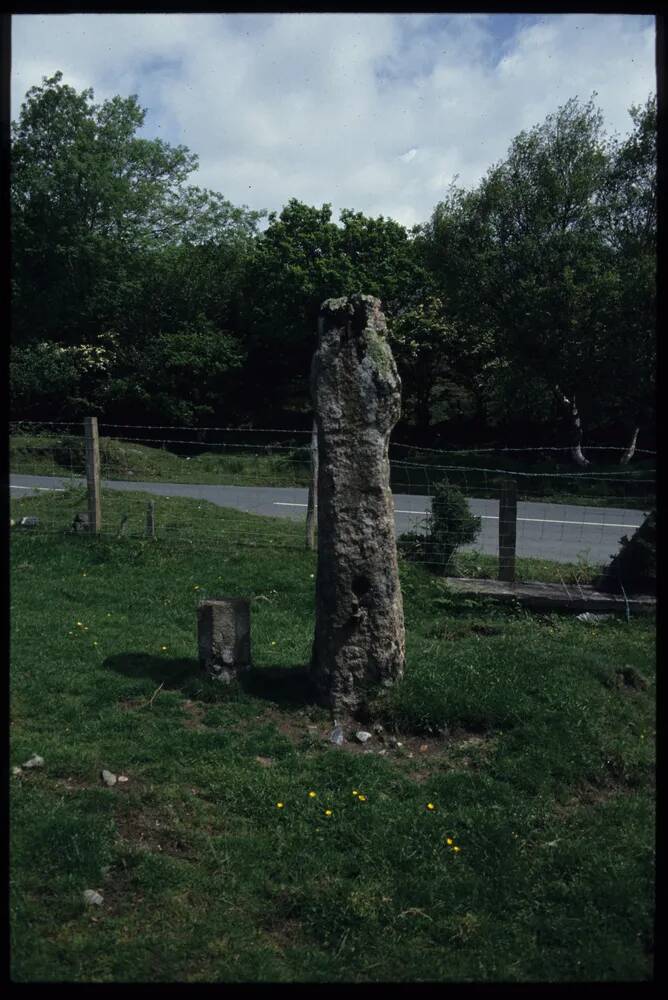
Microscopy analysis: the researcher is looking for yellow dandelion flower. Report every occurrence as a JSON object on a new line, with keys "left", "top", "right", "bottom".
{"left": 358, "top": 794, "right": 367, "bottom": 802}
{"left": 445, "top": 837, "right": 453, "bottom": 845}
{"left": 276, "top": 802, "right": 284, "bottom": 809}
{"left": 160, "top": 645, "right": 168, "bottom": 651}
{"left": 76, "top": 622, "right": 83, "bottom": 627}
{"left": 324, "top": 809, "right": 333, "bottom": 817}
{"left": 271, "top": 641, "right": 277, "bottom": 646}
{"left": 308, "top": 790, "right": 317, "bottom": 798}
{"left": 426, "top": 802, "right": 436, "bottom": 811}
{"left": 352, "top": 789, "right": 359, "bottom": 796}
{"left": 452, "top": 846, "right": 461, "bottom": 853}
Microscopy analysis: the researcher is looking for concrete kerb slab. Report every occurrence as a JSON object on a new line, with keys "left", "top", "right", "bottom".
{"left": 443, "top": 577, "right": 655, "bottom": 614}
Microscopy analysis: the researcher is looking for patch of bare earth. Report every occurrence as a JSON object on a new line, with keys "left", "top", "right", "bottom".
{"left": 181, "top": 698, "right": 207, "bottom": 731}
{"left": 553, "top": 773, "right": 653, "bottom": 818}
{"left": 237, "top": 707, "right": 499, "bottom": 782}
{"left": 114, "top": 803, "right": 199, "bottom": 862}
{"left": 260, "top": 917, "right": 305, "bottom": 954}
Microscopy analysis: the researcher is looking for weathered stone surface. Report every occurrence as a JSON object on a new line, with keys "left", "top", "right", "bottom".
{"left": 197, "top": 598, "right": 251, "bottom": 682}
{"left": 310, "top": 294, "right": 405, "bottom": 711}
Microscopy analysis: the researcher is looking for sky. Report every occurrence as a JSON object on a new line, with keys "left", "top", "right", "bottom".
{"left": 11, "top": 12, "right": 656, "bottom": 229}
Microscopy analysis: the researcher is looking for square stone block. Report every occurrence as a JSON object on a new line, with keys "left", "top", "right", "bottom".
{"left": 198, "top": 598, "right": 251, "bottom": 683}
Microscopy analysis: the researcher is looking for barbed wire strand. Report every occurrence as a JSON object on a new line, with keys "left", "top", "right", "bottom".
{"left": 9, "top": 420, "right": 657, "bottom": 455}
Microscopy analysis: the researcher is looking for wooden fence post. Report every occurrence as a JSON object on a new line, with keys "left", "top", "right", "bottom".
{"left": 146, "top": 500, "right": 156, "bottom": 539}
{"left": 84, "top": 416, "right": 102, "bottom": 534}
{"left": 498, "top": 478, "right": 517, "bottom": 582}
{"left": 306, "top": 417, "right": 318, "bottom": 550}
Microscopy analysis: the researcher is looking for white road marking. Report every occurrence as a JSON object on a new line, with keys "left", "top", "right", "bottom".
{"left": 272, "top": 501, "right": 639, "bottom": 530}
{"left": 10, "top": 485, "right": 65, "bottom": 492}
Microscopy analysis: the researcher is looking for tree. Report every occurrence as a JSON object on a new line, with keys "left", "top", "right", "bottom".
{"left": 11, "top": 72, "right": 264, "bottom": 424}
{"left": 241, "top": 199, "right": 431, "bottom": 420}
{"left": 423, "top": 96, "right": 656, "bottom": 460}
{"left": 596, "top": 96, "right": 656, "bottom": 459}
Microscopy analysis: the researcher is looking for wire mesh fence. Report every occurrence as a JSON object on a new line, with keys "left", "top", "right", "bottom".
{"left": 10, "top": 419, "right": 655, "bottom": 584}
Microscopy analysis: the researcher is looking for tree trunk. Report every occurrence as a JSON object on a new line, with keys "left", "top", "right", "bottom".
{"left": 619, "top": 426, "right": 640, "bottom": 465}
{"left": 305, "top": 416, "right": 318, "bottom": 549}
{"left": 554, "top": 386, "right": 590, "bottom": 467}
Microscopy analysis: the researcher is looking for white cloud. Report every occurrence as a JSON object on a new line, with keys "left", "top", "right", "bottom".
{"left": 12, "top": 12, "right": 655, "bottom": 228}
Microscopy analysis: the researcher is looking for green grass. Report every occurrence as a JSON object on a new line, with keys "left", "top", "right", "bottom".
{"left": 11, "top": 432, "right": 655, "bottom": 509}
{"left": 10, "top": 432, "right": 311, "bottom": 488}
{"left": 10, "top": 489, "right": 655, "bottom": 982}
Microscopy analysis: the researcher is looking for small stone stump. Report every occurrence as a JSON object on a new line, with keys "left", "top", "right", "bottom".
{"left": 197, "top": 598, "right": 251, "bottom": 683}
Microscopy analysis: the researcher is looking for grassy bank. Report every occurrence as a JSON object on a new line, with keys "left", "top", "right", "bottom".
{"left": 10, "top": 432, "right": 655, "bottom": 509}
{"left": 10, "top": 490, "right": 655, "bottom": 982}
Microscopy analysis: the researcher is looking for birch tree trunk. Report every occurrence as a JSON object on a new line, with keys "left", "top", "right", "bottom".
{"left": 619, "top": 426, "right": 640, "bottom": 465}
{"left": 554, "top": 386, "right": 590, "bottom": 467}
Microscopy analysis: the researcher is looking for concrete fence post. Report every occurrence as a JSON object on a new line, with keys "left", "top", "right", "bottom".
{"left": 498, "top": 478, "right": 517, "bottom": 582}
{"left": 84, "top": 416, "right": 102, "bottom": 534}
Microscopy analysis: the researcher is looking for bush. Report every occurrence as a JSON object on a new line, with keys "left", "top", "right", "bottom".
{"left": 398, "top": 477, "right": 481, "bottom": 575}
{"left": 596, "top": 509, "right": 656, "bottom": 595}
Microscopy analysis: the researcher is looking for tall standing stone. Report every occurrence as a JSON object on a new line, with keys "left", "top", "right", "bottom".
{"left": 310, "top": 294, "right": 405, "bottom": 712}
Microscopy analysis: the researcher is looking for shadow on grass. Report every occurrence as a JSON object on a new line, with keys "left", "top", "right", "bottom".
{"left": 240, "top": 664, "right": 318, "bottom": 710}
{"left": 104, "top": 652, "right": 199, "bottom": 689}
{"left": 104, "top": 652, "right": 318, "bottom": 709}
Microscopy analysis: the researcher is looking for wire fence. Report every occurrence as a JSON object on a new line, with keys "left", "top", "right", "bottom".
{"left": 9, "top": 420, "right": 655, "bottom": 584}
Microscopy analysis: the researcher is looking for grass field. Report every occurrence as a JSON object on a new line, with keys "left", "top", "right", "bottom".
{"left": 10, "top": 489, "right": 655, "bottom": 982}
{"left": 10, "top": 431, "right": 656, "bottom": 509}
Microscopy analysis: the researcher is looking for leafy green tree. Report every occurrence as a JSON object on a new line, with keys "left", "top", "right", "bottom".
{"left": 105, "top": 317, "right": 247, "bottom": 425}
{"left": 11, "top": 72, "right": 263, "bottom": 424}
{"left": 423, "top": 96, "right": 655, "bottom": 459}
{"left": 241, "top": 199, "right": 432, "bottom": 419}
{"left": 389, "top": 294, "right": 478, "bottom": 433}
{"left": 241, "top": 199, "right": 342, "bottom": 415}
{"left": 12, "top": 72, "right": 190, "bottom": 344}
{"left": 595, "top": 96, "right": 656, "bottom": 456}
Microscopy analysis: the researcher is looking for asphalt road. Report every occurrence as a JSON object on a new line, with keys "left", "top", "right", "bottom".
{"left": 10, "top": 473, "right": 648, "bottom": 566}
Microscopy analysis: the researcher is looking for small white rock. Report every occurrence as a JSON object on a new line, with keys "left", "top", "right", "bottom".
{"left": 355, "top": 731, "right": 372, "bottom": 744}
{"left": 83, "top": 889, "right": 103, "bottom": 906}
{"left": 23, "top": 754, "right": 44, "bottom": 769}
{"left": 117, "top": 775, "right": 129, "bottom": 783}
{"left": 329, "top": 725, "right": 345, "bottom": 746}
{"left": 100, "top": 769, "right": 117, "bottom": 787}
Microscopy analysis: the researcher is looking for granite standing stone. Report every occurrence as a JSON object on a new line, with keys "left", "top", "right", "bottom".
{"left": 310, "top": 294, "right": 406, "bottom": 711}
